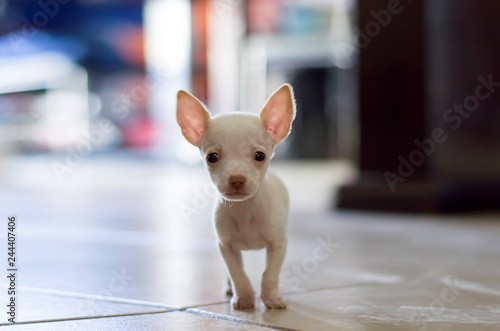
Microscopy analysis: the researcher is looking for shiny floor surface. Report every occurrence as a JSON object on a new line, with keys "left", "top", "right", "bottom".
{"left": 0, "top": 156, "right": 499, "bottom": 330}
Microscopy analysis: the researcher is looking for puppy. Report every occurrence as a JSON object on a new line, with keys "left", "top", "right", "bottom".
{"left": 176, "top": 84, "right": 296, "bottom": 309}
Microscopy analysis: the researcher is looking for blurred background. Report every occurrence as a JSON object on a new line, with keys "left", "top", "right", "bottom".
{"left": 1, "top": 2, "right": 500, "bottom": 327}
{"left": 0, "top": 0, "right": 356, "bottom": 162}
{"left": 1, "top": 0, "right": 500, "bottom": 213}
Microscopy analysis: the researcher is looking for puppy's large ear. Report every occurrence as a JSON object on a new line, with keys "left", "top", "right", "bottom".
{"left": 176, "top": 90, "right": 211, "bottom": 147}
{"left": 260, "top": 84, "right": 296, "bottom": 144}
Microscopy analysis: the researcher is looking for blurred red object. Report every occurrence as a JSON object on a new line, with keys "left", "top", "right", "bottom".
{"left": 111, "top": 25, "right": 145, "bottom": 67}
{"left": 247, "top": 0, "right": 284, "bottom": 33}
{"left": 121, "top": 113, "right": 159, "bottom": 149}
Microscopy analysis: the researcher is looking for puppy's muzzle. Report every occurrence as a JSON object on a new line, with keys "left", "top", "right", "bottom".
{"left": 229, "top": 175, "right": 246, "bottom": 191}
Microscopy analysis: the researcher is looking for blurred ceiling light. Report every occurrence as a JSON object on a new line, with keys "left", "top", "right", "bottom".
{"left": 144, "top": 0, "right": 191, "bottom": 74}
{"left": 144, "top": 0, "right": 194, "bottom": 162}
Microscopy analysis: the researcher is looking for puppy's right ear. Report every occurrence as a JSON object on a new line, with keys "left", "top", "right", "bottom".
{"left": 176, "top": 90, "right": 211, "bottom": 147}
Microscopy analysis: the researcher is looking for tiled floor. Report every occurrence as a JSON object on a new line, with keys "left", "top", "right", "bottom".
{"left": 1, "top": 155, "right": 500, "bottom": 330}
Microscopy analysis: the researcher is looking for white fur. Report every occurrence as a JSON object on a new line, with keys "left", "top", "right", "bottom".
{"left": 176, "top": 84, "right": 296, "bottom": 309}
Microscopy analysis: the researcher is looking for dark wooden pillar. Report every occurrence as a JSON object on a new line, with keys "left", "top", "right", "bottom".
{"left": 337, "top": 0, "right": 500, "bottom": 213}
{"left": 357, "top": 0, "right": 425, "bottom": 175}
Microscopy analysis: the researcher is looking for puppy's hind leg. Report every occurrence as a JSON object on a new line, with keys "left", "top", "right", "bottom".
{"left": 225, "top": 278, "right": 233, "bottom": 296}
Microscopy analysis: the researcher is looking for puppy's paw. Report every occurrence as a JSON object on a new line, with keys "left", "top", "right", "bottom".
{"left": 231, "top": 295, "right": 255, "bottom": 309}
{"left": 262, "top": 296, "right": 287, "bottom": 309}
{"left": 261, "top": 290, "right": 287, "bottom": 309}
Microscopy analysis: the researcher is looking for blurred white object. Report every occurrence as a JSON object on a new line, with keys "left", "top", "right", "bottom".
{"left": 239, "top": 0, "right": 354, "bottom": 114}
{"left": 0, "top": 144, "right": 12, "bottom": 179}
{"left": 144, "top": 0, "right": 192, "bottom": 161}
{"left": 0, "top": 52, "right": 89, "bottom": 150}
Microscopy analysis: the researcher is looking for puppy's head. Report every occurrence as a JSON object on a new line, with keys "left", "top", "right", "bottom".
{"left": 176, "top": 84, "right": 296, "bottom": 201}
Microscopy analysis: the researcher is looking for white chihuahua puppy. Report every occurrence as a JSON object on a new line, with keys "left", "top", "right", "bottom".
{"left": 176, "top": 84, "right": 296, "bottom": 309}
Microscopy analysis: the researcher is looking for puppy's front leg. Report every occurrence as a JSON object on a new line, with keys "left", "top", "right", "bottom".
{"left": 261, "top": 243, "right": 287, "bottom": 309}
{"left": 218, "top": 243, "right": 255, "bottom": 309}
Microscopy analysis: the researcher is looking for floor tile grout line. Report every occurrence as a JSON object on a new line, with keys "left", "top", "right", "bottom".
{"left": 2, "top": 283, "right": 242, "bottom": 312}
{"left": 0, "top": 310, "right": 174, "bottom": 327}
{"left": 0, "top": 308, "right": 302, "bottom": 330}
{"left": 1, "top": 285, "right": 371, "bottom": 329}
{"left": 3, "top": 284, "right": 276, "bottom": 319}
{"left": 177, "top": 300, "right": 230, "bottom": 310}
{"left": 2, "top": 283, "right": 383, "bottom": 312}
{"left": 1, "top": 285, "right": 178, "bottom": 311}
{"left": 184, "top": 309, "right": 302, "bottom": 331}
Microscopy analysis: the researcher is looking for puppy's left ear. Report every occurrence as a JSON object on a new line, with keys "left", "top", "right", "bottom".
{"left": 260, "top": 84, "right": 296, "bottom": 144}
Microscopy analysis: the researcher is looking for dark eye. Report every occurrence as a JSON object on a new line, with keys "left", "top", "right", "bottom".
{"left": 206, "top": 153, "right": 220, "bottom": 164}
{"left": 253, "top": 151, "right": 266, "bottom": 162}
